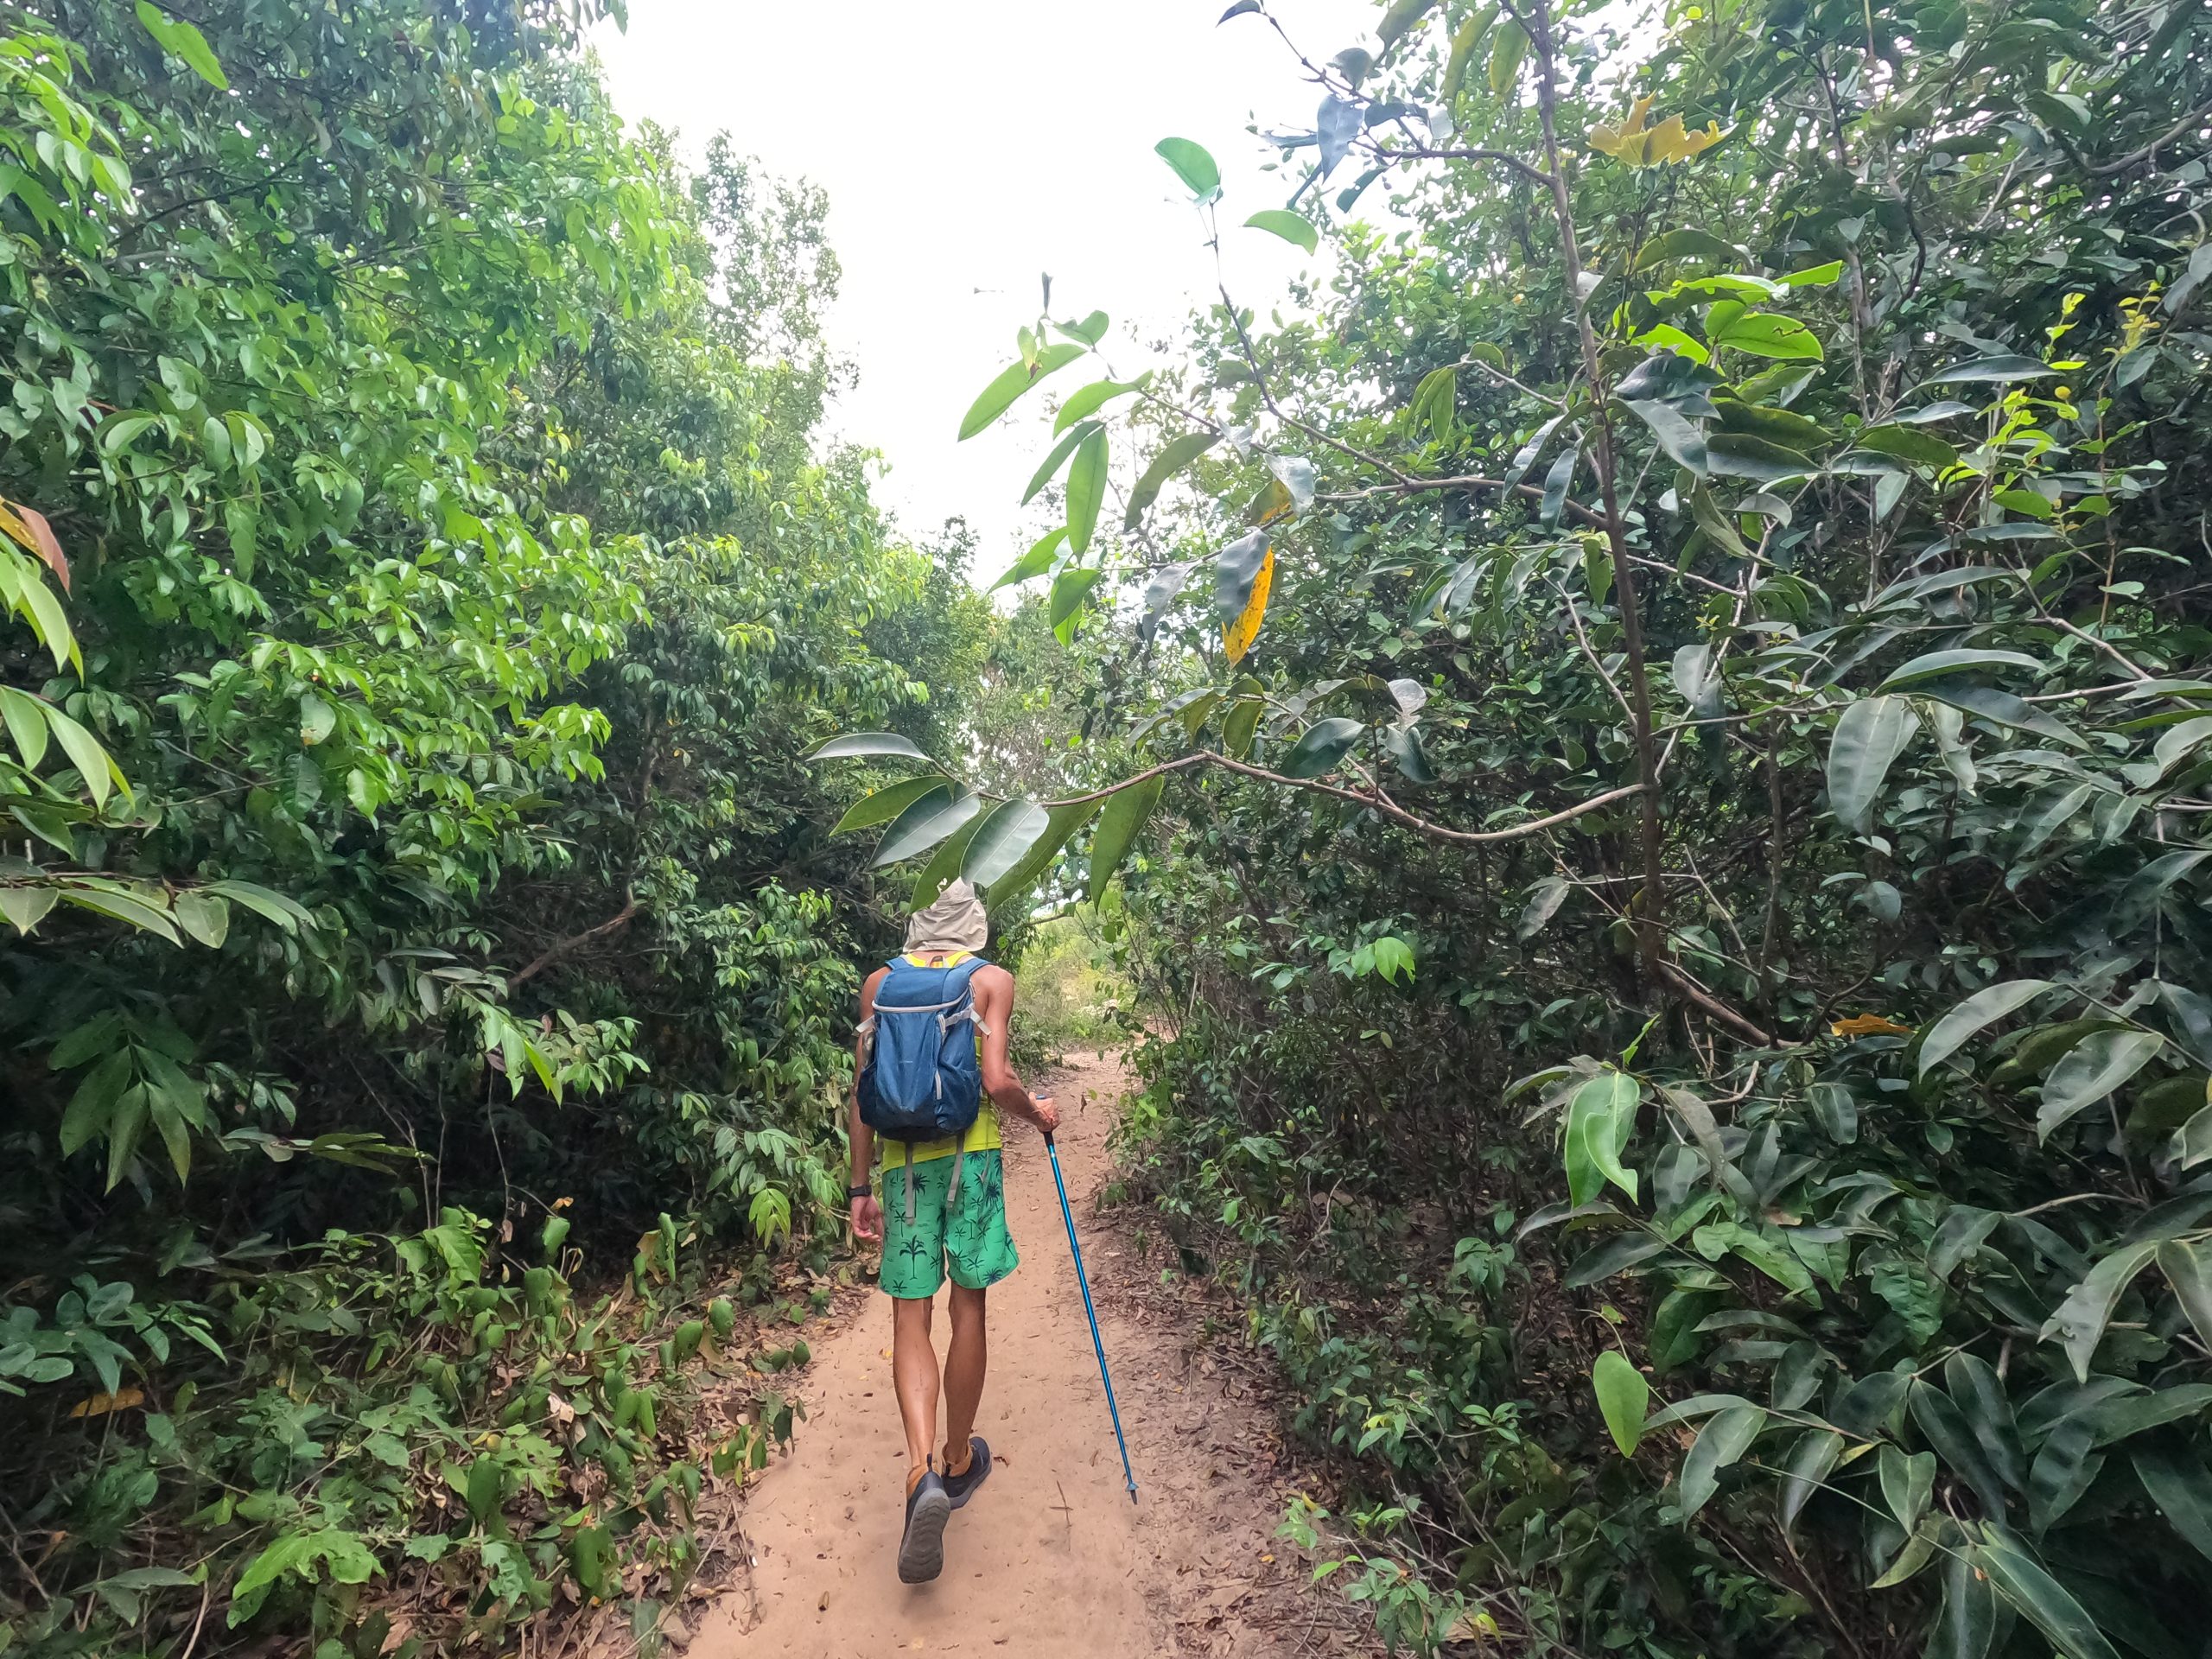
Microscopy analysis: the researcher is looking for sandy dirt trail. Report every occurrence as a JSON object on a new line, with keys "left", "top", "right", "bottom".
{"left": 694, "top": 1051, "right": 1370, "bottom": 1659}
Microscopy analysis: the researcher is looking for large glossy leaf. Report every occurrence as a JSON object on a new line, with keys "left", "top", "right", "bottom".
{"left": 2040, "top": 1240, "right": 2159, "bottom": 1382}
{"left": 982, "top": 799, "right": 1099, "bottom": 915}
{"left": 1709, "top": 311, "right": 1824, "bottom": 361}
{"left": 913, "top": 814, "right": 984, "bottom": 910}
{"left": 808, "top": 732, "right": 931, "bottom": 765}
{"left": 1214, "top": 530, "right": 1270, "bottom": 629}
{"left": 1826, "top": 695, "right": 1919, "bottom": 835}
{"left": 958, "top": 343, "right": 1084, "bottom": 441}
{"left": 1918, "top": 980, "right": 2054, "bottom": 1077}
{"left": 1910, "top": 1380, "right": 2009, "bottom": 1512}
{"left": 1317, "top": 94, "right": 1363, "bottom": 176}
{"left": 1048, "top": 567, "right": 1103, "bottom": 640}
{"left": 832, "top": 776, "right": 946, "bottom": 836}
{"left": 872, "top": 786, "right": 975, "bottom": 868}
{"left": 1065, "top": 428, "right": 1109, "bottom": 555}
{"left": 1968, "top": 1535, "right": 2122, "bottom": 1659}
{"left": 1280, "top": 716, "right": 1363, "bottom": 779}
{"left": 1124, "top": 432, "right": 1219, "bottom": 528}
{"left": 1592, "top": 1350, "right": 1648, "bottom": 1456}
{"left": 1087, "top": 776, "right": 1166, "bottom": 902}
{"left": 961, "top": 799, "right": 1052, "bottom": 890}
{"left": 2038, "top": 1030, "right": 2163, "bottom": 1140}
{"left": 1678, "top": 1403, "right": 1764, "bottom": 1516}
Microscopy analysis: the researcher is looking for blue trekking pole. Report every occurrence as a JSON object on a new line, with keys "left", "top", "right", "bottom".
{"left": 1043, "top": 1130, "right": 1138, "bottom": 1503}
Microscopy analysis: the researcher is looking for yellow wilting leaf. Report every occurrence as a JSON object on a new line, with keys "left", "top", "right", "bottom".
{"left": 1831, "top": 1013, "right": 1914, "bottom": 1037}
{"left": 1444, "top": 1608, "right": 1501, "bottom": 1645}
{"left": 1223, "top": 546, "right": 1275, "bottom": 664}
{"left": 68, "top": 1387, "right": 145, "bottom": 1418}
{"left": 1588, "top": 96, "right": 1729, "bottom": 165}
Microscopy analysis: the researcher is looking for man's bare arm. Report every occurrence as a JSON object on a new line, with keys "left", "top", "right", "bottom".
{"left": 847, "top": 969, "right": 885, "bottom": 1242}
{"left": 976, "top": 967, "right": 1058, "bottom": 1135}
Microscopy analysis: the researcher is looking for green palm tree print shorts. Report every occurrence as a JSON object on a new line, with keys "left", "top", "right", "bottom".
{"left": 877, "top": 1150, "right": 1019, "bottom": 1300}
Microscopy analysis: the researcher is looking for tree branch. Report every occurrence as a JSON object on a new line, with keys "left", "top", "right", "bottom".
{"left": 1040, "top": 751, "right": 1646, "bottom": 846}
{"left": 508, "top": 890, "right": 641, "bottom": 988}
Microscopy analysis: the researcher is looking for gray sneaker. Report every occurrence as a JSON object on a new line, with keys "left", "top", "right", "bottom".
{"left": 898, "top": 1468, "right": 952, "bottom": 1583}
{"left": 941, "top": 1436, "right": 992, "bottom": 1510}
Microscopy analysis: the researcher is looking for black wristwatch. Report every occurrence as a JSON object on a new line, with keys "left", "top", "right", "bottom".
{"left": 847, "top": 1183, "right": 872, "bottom": 1201}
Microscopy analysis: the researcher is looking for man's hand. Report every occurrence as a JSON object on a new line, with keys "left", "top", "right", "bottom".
{"left": 849, "top": 1193, "right": 884, "bottom": 1243}
{"left": 1030, "top": 1095, "right": 1059, "bottom": 1135}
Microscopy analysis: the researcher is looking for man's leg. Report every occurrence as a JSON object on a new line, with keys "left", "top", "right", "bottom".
{"left": 892, "top": 1294, "right": 939, "bottom": 1491}
{"left": 942, "top": 1283, "right": 987, "bottom": 1475}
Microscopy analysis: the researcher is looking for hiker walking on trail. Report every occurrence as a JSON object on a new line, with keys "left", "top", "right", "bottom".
{"left": 846, "top": 879, "right": 1058, "bottom": 1584}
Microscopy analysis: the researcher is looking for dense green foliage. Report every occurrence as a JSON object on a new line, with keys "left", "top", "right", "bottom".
{"left": 0, "top": 3, "right": 1010, "bottom": 1652}
{"left": 839, "top": 0, "right": 2212, "bottom": 1652}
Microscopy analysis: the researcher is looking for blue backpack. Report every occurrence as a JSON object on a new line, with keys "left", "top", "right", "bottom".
{"left": 859, "top": 954, "right": 991, "bottom": 1220}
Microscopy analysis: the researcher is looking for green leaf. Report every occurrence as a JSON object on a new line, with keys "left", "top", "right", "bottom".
{"left": 1910, "top": 1380, "right": 2008, "bottom": 1512}
{"left": 202, "top": 881, "right": 314, "bottom": 934}
{"left": 961, "top": 798, "right": 1052, "bottom": 889}
{"left": 1879, "top": 1445, "right": 1936, "bottom": 1533}
{"left": 1878, "top": 649, "right": 2042, "bottom": 692}
{"left": 0, "top": 683, "right": 48, "bottom": 769}
{"left": 1048, "top": 567, "right": 1103, "bottom": 640}
{"left": 1923, "top": 354, "right": 2056, "bottom": 385}
{"left": 1021, "top": 423, "right": 1096, "bottom": 505}
{"left": 870, "top": 785, "right": 969, "bottom": 867}
{"left": 1826, "top": 695, "right": 1919, "bottom": 835}
{"left": 2157, "top": 1236, "right": 2212, "bottom": 1350}
{"left": 1592, "top": 1350, "right": 1648, "bottom": 1456}
{"left": 989, "top": 528, "right": 1067, "bottom": 592}
{"left": 1055, "top": 378, "right": 1147, "bottom": 435}
{"left": 1927, "top": 1538, "right": 1997, "bottom": 1659}
{"left": 2040, "top": 1240, "right": 2159, "bottom": 1382}
{"left": 1679, "top": 1403, "right": 1764, "bottom": 1516}
{"left": 2038, "top": 1029, "right": 2163, "bottom": 1140}
{"left": 983, "top": 799, "right": 1098, "bottom": 914}
{"left": 1968, "top": 1534, "right": 2122, "bottom": 1659}
{"left": 1918, "top": 980, "right": 2054, "bottom": 1077}
{"left": 1154, "top": 137, "right": 1222, "bottom": 201}
{"left": 1925, "top": 683, "right": 2088, "bottom": 749}
{"left": 832, "top": 776, "right": 948, "bottom": 836}
{"left": 808, "top": 731, "right": 931, "bottom": 765}
{"left": 1087, "top": 776, "right": 1165, "bottom": 902}
{"left": 1780, "top": 1428, "right": 1843, "bottom": 1537}
{"left": 1854, "top": 423, "right": 1959, "bottom": 469}
{"left": 41, "top": 704, "right": 118, "bottom": 810}
{"left": 1125, "top": 432, "right": 1218, "bottom": 529}
{"left": 0, "top": 883, "right": 58, "bottom": 936}
{"left": 1564, "top": 1071, "right": 1641, "bottom": 1205}
{"left": 135, "top": 2, "right": 229, "bottom": 90}
{"left": 912, "top": 813, "right": 984, "bottom": 910}
{"left": 1065, "top": 428, "right": 1109, "bottom": 555}
{"left": 1280, "top": 716, "right": 1363, "bottom": 780}
{"left": 957, "top": 343, "right": 1084, "bottom": 441}
{"left": 1488, "top": 17, "right": 1529, "bottom": 93}
{"left": 1635, "top": 228, "right": 1746, "bottom": 270}
{"left": 2133, "top": 1449, "right": 2212, "bottom": 1564}
{"left": 1709, "top": 310, "right": 1824, "bottom": 361}
{"left": 170, "top": 891, "right": 230, "bottom": 949}
{"left": 1619, "top": 397, "right": 1707, "bottom": 474}
{"left": 1806, "top": 1081, "right": 1857, "bottom": 1142}
{"left": 1244, "top": 209, "right": 1319, "bottom": 253}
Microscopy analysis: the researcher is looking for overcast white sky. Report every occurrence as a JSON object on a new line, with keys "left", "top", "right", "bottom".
{"left": 590, "top": 0, "right": 1386, "bottom": 569}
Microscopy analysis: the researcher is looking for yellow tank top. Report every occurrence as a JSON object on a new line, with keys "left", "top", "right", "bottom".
{"left": 879, "top": 952, "right": 1002, "bottom": 1168}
